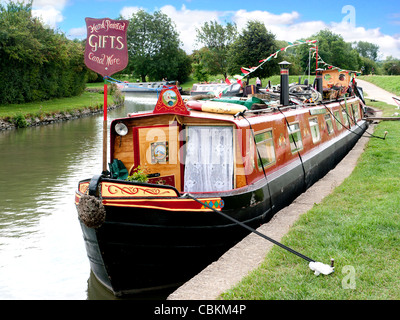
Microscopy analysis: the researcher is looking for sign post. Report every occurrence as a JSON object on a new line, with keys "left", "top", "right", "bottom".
{"left": 84, "top": 17, "right": 129, "bottom": 173}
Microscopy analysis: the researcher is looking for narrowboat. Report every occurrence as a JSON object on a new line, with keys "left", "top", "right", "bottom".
{"left": 75, "top": 63, "right": 368, "bottom": 297}
{"left": 115, "top": 80, "right": 182, "bottom": 95}
{"left": 190, "top": 82, "right": 243, "bottom": 97}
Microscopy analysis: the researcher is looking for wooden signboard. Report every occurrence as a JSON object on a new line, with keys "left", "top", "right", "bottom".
{"left": 84, "top": 17, "right": 129, "bottom": 172}
{"left": 84, "top": 18, "right": 129, "bottom": 77}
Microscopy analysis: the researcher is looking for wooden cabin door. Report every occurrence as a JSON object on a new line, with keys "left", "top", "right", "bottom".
{"left": 184, "top": 126, "right": 234, "bottom": 193}
{"left": 136, "top": 124, "right": 181, "bottom": 190}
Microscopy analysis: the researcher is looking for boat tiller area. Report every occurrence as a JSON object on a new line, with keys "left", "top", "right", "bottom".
{"left": 183, "top": 193, "right": 335, "bottom": 276}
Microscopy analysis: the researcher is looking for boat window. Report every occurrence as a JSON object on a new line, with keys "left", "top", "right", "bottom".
{"left": 309, "top": 118, "right": 321, "bottom": 143}
{"left": 347, "top": 106, "right": 354, "bottom": 124}
{"left": 288, "top": 123, "right": 303, "bottom": 153}
{"left": 184, "top": 126, "right": 234, "bottom": 192}
{"left": 342, "top": 110, "right": 349, "bottom": 127}
{"left": 324, "top": 114, "right": 334, "bottom": 135}
{"left": 255, "top": 130, "right": 276, "bottom": 170}
{"left": 334, "top": 111, "right": 342, "bottom": 130}
{"left": 352, "top": 104, "right": 360, "bottom": 120}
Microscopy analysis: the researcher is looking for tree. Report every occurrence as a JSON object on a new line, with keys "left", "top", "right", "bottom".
{"left": 124, "top": 10, "right": 189, "bottom": 82}
{"left": 353, "top": 41, "right": 379, "bottom": 61}
{"left": 227, "top": 21, "right": 279, "bottom": 79}
{"left": 191, "top": 48, "right": 211, "bottom": 82}
{"left": 161, "top": 48, "right": 192, "bottom": 83}
{"left": 296, "top": 29, "right": 360, "bottom": 73}
{"left": 359, "top": 56, "right": 378, "bottom": 75}
{"left": 0, "top": 0, "right": 87, "bottom": 104}
{"left": 195, "top": 20, "right": 237, "bottom": 79}
{"left": 275, "top": 40, "right": 303, "bottom": 75}
{"left": 383, "top": 56, "right": 400, "bottom": 75}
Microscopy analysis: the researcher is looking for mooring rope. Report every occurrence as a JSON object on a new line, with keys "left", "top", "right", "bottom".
{"left": 183, "top": 193, "right": 315, "bottom": 263}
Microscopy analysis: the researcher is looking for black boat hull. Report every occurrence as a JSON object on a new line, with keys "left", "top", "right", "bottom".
{"left": 77, "top": 121, "right": 367, "bottom": 296}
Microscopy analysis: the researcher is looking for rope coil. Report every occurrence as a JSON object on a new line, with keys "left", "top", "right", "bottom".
{"left": 77, "top": 194, "right": 106, "bottom": 229}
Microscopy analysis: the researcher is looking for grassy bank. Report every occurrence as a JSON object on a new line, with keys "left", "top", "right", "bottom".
{"left": 358, "top": 75, "right": 400, "bottom": 96}
{"left": 0, "top": 87, "right": 119, "bottom": 129}
{"left": 221, "top": 99, "right": 400, "bottom": 300}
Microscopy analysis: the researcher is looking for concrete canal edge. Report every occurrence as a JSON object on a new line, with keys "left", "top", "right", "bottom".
{"left": 167, "top": 121, "right": 379, "bottom": 300}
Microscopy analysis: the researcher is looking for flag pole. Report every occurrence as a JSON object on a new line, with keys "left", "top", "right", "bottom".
{"left": 102, "top": 78, "right": 108, "bottom": 173}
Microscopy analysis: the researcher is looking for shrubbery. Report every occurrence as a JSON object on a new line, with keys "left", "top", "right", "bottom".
{"left": 0, "top": 1, "right": 87, "bottom": 105}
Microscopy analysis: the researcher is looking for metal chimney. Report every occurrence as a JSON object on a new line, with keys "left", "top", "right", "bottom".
{"left": 279, "top": 61, "right": 291, "bottom": 106}
{"left": 315, "top": 68, "right": 324, "bottom": 96}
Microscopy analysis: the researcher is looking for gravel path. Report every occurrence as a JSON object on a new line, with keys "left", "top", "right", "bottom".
{"left": 356, "top": 79, "right": 400, "bottom": 106}
{"left": 168, "top": 80, "right": 389, "bottom": 300}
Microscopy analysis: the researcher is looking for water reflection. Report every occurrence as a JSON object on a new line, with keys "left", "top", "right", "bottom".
{"left": 0, "top": 93, "right": 157, "bottom": 299}
{"left": 87, "top": 272, "right": 175, "bottom": 300}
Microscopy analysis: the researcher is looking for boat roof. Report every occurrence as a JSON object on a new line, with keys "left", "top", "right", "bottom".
{"left": 119, "top": 85, "right": 361, "bottom": 129}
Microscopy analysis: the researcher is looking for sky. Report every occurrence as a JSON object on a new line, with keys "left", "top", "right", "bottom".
{"left": 6, "top": 0, "right": 400, "bottom": 59}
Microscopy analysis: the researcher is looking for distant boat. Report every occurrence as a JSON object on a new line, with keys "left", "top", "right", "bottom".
{"left": 190, "top": 82, "right": 242, "bottom": 97}
{"left": 115, "top": 80, "right": 182, "bottom": 95}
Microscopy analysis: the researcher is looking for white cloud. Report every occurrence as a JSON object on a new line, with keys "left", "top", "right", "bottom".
{"left": 30, "top": 0, "right": 67, "bottom": 29}
{"left": 329, "top": 22, "right": 400, "bottom": 59}
{"left": 120, "top": 6, "right": 143, "bottom": 19}
{"left": 232, "top": 9, "right": 300, "bottom": 30}
{"left": 67, "top": 26, "right": 86, "bottom": 39}
{"left": 27, "top": 1, "right": 397, "bottom": 59}
{"left": 232, "top": 9, "right": 400, "bottom": 59}
{"left": 155, "top": 6, "right": 399, "bottom": 59}
{"left": 32, "top": 0, "right": 68, "bottom": 10}
{"left": 32, "top": 6, "right": 64, "bottom": 29}
{"left": 160, "top": 4, "right": 221, "bottom": 53}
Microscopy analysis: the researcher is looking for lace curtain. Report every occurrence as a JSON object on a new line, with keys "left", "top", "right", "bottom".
{"left": 184, "top": 126, "right": 234, "bottom": 192}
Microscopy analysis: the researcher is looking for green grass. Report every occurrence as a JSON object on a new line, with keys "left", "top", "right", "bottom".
{"left": 181, "top": 76, "right": 198, "bottom": 91}
{"left": 221, "top": 100, "right": 400, "bottom": 300}
{"left": 358, "top": 75, "right": 400, "bottom": 96}
{"left": 0, "top": 90, "right": 114, "bottom": 120}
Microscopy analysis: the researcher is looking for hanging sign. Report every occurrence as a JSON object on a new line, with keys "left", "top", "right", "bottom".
{"left": 84, "top": 17, "right": 129, "bottom": 77}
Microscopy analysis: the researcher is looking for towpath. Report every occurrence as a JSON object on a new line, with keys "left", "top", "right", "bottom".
{"left": 356, "top": 79, "right": 400, "bottom": 106}
{"left": 168, "top": 80, "right": 390, "bottom": 301}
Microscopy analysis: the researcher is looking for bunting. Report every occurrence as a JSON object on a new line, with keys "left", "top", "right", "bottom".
{"left": 314, "top": 53, "right": 362, "bottom": 76}
{"left": 218, "top": 39, "right": 362, "bottom": 98}
{"left": 239, "top": 39, "right": 362, "bottom": 80}
{"left": 240, "top": 39, "right": 318, "bottom": 79}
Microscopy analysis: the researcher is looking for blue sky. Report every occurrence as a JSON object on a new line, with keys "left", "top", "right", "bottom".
{"left": 10, "top": 0, "right": 400, "bottom": 59}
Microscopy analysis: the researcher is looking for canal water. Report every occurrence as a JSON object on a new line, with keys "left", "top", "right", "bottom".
{"left": 0, "top": 94, "right": 164, "bottom": 300}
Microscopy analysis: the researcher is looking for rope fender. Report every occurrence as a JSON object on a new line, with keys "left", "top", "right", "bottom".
{"left": 77, "top": 194, "right": 106, "bottom": 229}
{"left": 77, "top": 174, "right": 106, "bottom": 229}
